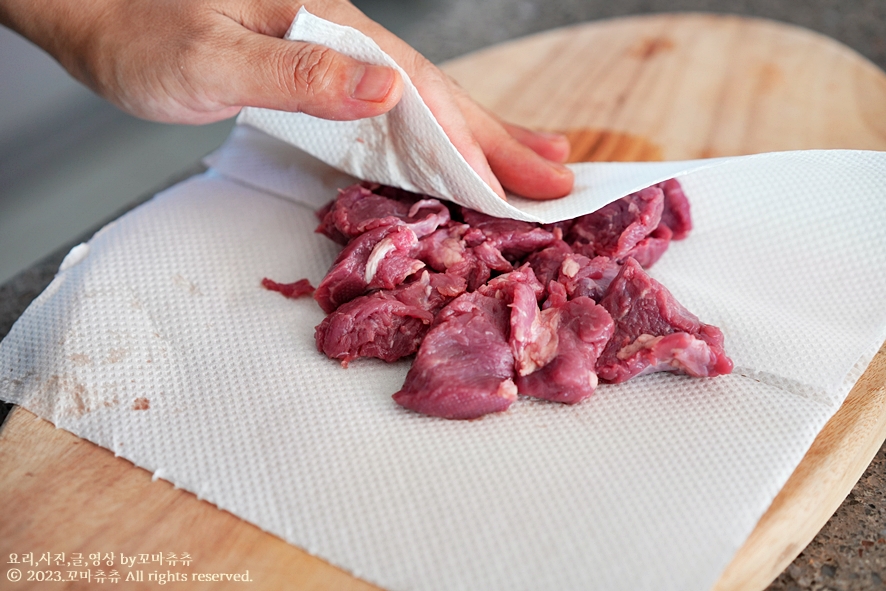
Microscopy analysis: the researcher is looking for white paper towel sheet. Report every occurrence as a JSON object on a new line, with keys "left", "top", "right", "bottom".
{"left": 3, "top": 10, "right": 886, "bottom": 591}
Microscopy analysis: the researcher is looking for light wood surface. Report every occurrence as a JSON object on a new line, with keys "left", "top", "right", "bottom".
{"left": 2, "top": 13, "right": 886, "bottom": 591}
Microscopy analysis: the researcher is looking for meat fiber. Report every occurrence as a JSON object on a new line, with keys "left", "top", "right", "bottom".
{"left": 418, "top": 223, "right": 512, "bottom": 291}
{"left": 596, "top": 258, "right": 733, "bottom": 382}
{"left": 393, "top": 292, "right": 518, "bottom": 419}
{"left": 315, "top": 271, "right": 464, "bottom": 365}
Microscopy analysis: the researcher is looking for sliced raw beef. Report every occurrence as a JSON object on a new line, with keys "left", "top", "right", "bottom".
{"left": 515, "top": 296, "right": 614, "bottom": 404}
{"left": 315, "top": 271, "right": 464, "bottom": 365}
{"left": 656, "top": 179, "right": 692, "bottom": 240}
{"left": 316, "top": 184, "right": 450, "bottom": 244}
{"left": 478, "top": 264, "right": 545, "bottom": 302}
{"left": 526, "top": 239, "right": 574, "bottom": 289}
{"left": 278, "top": 179, "right": 728, "bottom": 420}
{"left": 461, "top": 209, "right": 556, "bottom": 259}
{"left": 393, "top": 292, "right": 517, "bottom": 419}
{"left": 557, "top": 254, "right": 620, "bottom": 302}
{"left": 625, "top": 224, "right": 673, "bottom": 269}
{"left": 419, "top": 223, "right": 512, "bottom": 291}
{"left": 596, "top": 258, "right": 733, "bottom": 382}
{"left": 508, "top": 281, "right": 561, "bottom": 377}
{"left": 567, "top": 186, "right": 664, "bottom": 260}
{"left": 314, "top": 225, "right": 424, "bottom": 313}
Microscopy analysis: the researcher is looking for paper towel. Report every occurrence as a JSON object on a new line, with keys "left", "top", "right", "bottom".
{"left": 3, "top": 10, "right": 886, "bottom": 591}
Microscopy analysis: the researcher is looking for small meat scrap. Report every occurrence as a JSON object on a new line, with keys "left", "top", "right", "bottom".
{"left": 261, "top": 277, "right": 315, "bottom": 299}
{"left": 315, "top": 271, "right": 464, "bottom": 366}
{"left": 567, "top": 186, "right": 664, "bottom": 262}
{"left": 314, "top": 225, "right": 425, "bottom": 313}
{"left": 393, "top": 292, "right": 517, "bottom": 419}
{"left": 596, "top": 258, "right": 733, "bottom": 383}
{"left": 515, "top": 296, "right": 614, "bottom": 404}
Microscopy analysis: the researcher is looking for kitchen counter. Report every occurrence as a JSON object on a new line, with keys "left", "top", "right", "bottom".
{"left": 2, "top": 1, "right": 885, "bottom": 588}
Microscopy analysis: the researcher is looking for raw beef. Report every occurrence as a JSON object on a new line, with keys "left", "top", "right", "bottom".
{"left": 316, "top": 184, "right": 450, "bottom": 244}
{"left": 393, "top": 292, "right": 517, "bottom": 419}
{"left": 557, "top": 254, "right": 620, "bottom": 302}
{"left": 515, "top": 296, "right": 614, "bottom": 404}
{"left": 596, "top": 258, "right": 733, "bottom": 382}
{"left": 268, "top": 178, "right": 730, "bottom": 420}
{"left": 656, "top": 179, "right": 692, "bottom": 240}
{"left": 567, "top": 186, "right": 664, "bottom": 261}
{"left": 526, "top": 238, "right": 573, "bottom": 289}
{"left": 313, "top": 225, "right": 425, "bottom": 313}
{"left": 461, "top": 209, "right": 556, "bottom": 259}
{"left": 315, "top": 271, "right": 464, "bottom": 365}
{"left": 261, "top": 278, "right": 315, "bottom": 299}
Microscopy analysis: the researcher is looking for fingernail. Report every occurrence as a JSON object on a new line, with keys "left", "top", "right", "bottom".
{"left": 351, "top": 65, "right": 395, "bottom": 102}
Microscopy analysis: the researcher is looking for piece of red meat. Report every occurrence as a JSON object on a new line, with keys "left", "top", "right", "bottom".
{"left": 261, "top": 277, "right": 315, "bottom": 299}
{"left": 656, "top": 178, "right": 692, "bottom": 240}
{"left": 596, "top": 258, "right": 733, "bottom": 382}
{"left": 567, "top": 186, "right": 664, "bottom": 260}
{"left": 315, "top": 271, "right": 464, "bottom": 366}
{"left": 461, "top": 208, "right": 556, "bottom": 260}
{"left": 418, "top": 223, "right": 512, "bottom": 292}
{"left": 316, "top": 184, "right": 450, "bottom": 244}
{"left": 526, "top": 239, "right": 573, "bottom": 289}
{"left": 515, "top": 296, "right": 614, "bottom": 404}
{"left": 314, "top": 225, "right": 425, "bottom": 313}
{"left": 477, "top": 263, "right": 544, "bottom": 302}
{"left": 508, "top": 281, "right": 561, "bottom": 377}
{"left": 625, "top": 224, "right": 673, "bottom": 268}
{"left": 557, "top": 254, "right": 620, "bottom": 302}
{"left": 393, "top": 292, "right": 517, "bottom": 419}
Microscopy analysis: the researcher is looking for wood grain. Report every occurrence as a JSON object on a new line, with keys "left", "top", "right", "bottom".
{"left": 1, "top": 13, "right": 885, "bottom": 591}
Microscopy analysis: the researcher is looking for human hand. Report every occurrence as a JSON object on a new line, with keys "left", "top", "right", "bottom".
{"left": 0, "top": 0, "right": 574, "bottom": 199}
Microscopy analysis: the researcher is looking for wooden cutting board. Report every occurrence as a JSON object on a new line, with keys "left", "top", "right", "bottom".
{"left": 2, "top": 13, "right": 885, "bottom": 591}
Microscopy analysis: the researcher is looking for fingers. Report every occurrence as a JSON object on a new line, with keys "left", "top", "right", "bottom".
{"left": 219, "top": 0, "right": 572, "bottom": 199}
{"left": 456, "top": 96, "right": 574, "bottom": 199}
{"left": 499, "top": 122, "right": 571, "bottom": 164}
{"left": 215, "top": 28, "right": 403, "bottom": 120}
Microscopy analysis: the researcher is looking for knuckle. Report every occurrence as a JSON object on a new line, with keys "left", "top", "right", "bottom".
{"left": 289, "top": 44, "right": 337, "bottom": 96}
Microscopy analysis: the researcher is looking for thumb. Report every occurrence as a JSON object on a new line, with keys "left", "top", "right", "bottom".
{"left": 221, "top": 32, "right": 403, "bottom": 120}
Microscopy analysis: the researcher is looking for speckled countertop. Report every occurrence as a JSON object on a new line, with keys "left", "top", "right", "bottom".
{"left": 2, "top": 1, "right": 885, "bottom": 588}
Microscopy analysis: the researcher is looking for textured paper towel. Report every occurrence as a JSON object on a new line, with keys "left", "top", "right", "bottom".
{"left": 3, "top": 9, "right": 886, "bottom": 591}
{"left": 2, "top": 130, "right": 886, "bottom": 591}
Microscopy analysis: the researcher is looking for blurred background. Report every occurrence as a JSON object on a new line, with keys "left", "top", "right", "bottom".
{"left": 0, "top": 0, "right": 883, "bottom": 285}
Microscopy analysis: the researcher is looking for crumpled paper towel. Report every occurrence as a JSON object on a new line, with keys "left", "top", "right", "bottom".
{"left": 3, "top": 10, "right": 886, "bottom": 591}
{"left": 239, "top": 8, "right": 742, "bottom": 223}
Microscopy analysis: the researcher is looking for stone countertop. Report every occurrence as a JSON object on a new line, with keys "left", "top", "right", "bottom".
{"left": 2, "top": 1, "right": 885, "bottom": 589}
